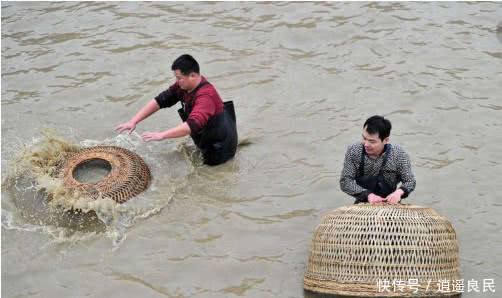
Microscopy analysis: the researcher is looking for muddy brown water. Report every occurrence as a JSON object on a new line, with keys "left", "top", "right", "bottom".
{"left": 2, "top": 2, "right": 501, "bottom": 297}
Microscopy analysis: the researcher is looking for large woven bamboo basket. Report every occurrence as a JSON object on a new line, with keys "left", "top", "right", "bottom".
{"left": 304, "top": 203, "right": 461, "bottom": 297}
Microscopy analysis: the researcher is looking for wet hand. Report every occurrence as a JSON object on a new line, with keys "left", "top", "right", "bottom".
{"left": 385, "top": 189, "right": 404, "bottom": 204}
{"left": 368, "top": 193, "right": 386, "bottom": 204}
{"left": 115, "top": 121, "right": 137, "bottom": 134}
{"left": 141, "top": 131, "right": 165, "bottom": 142}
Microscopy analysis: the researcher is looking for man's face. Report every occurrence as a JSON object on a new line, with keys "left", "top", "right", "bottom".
{"left": 362, "top": 126, "right": 388, "bottom": 156}
{"left": 174, "top": 70, "right": 197, "bottom": 91}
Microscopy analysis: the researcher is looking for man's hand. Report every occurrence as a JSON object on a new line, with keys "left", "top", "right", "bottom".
{"left": 115, "top": 120, "right": 137, "bottom": 134}
{"left": 141, "top": 131, "right": 166, "bottom": 142}
{"left": 368, "top": 193, "right": 386, "bottom": 204}
{"left": 385, "top": 189, "right": 404, "bottom": 204}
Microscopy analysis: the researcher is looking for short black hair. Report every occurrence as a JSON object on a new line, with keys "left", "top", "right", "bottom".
{"left": 363, "top": 115, "right": 392, "bottom": 141}
{"left": 171, "top": 54, "right": 200, "bottom": 76}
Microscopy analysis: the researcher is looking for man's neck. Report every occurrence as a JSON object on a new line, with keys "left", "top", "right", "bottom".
{"left": 368, "top": 153, "right": 381, "bottom": 159}
{"left": 188, "top": 76, "right": 202, "bottom": 93}
{"left": 367, "top": 144, "right": 388, "bottom": 159}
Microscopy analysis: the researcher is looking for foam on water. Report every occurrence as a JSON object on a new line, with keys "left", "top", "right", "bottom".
{"left": 1, "top": 129, "right": 183, "bottom": 250}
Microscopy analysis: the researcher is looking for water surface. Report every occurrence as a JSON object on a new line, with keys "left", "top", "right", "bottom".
{"left": 2, "top": 2, "right": 502, "bottom": 297}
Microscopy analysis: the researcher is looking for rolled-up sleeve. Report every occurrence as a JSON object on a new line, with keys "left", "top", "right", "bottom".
{"left": 340, "top": 145, "right": 370, "bottom": 202}
{"left": 154, "top": 83, "right": 182, "bottom": 109}
{"left": 186, "top": 93, "right": 216, "bottom": 133}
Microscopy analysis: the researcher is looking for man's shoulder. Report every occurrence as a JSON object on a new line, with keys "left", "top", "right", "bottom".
{"left": 200, "top": 76, "right": 214, "bottom": 88}
{"left": 168, "top": 81, "right": 182, "bottom": 93}
{"left": 389, "top": 144, "right": 411, "bottom": 158}
{"left": 347, "top": 142, "right": 362, "bottom": 149}
{"left": 197, "top": 77, "right": 218, "bottom": 96}
{"left": 346, "top": 142, "right": 363, "bottom": 156}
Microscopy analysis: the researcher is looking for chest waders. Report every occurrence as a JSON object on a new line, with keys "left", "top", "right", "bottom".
{"left": 355, "top": 144, "right": 394, "bottom": 202}
{"left": 178, "top": 82, "right": 238, "bottom": 165}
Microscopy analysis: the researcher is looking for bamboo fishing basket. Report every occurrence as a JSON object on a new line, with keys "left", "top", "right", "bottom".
{"left": 57, "top": 146, "right": 151, "bottom": 203}
{"left": 304, "top": 203, "right": 461, "bottom": 297}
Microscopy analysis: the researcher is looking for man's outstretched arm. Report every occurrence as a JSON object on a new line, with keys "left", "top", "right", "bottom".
{"left": 141, "top": 122, "right": 191, "bottom": 142}
{"left": 115, "top": 99, "right": 160, "bottom": 134}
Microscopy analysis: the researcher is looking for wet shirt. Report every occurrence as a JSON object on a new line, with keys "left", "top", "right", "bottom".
{"left": 339, "top": 142, "right": 416, "bottom": 202}
{"left": 154, "top": 76, "right": 224, "bottom": 133}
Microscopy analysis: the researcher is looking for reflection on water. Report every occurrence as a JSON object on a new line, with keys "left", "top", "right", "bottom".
{"left": 2, "top": 1, "right": 502, "bottom": 297}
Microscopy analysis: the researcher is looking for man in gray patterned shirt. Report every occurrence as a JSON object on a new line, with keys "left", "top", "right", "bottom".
{"left": 340, "top": 115, "right": 416, "bottom": 204}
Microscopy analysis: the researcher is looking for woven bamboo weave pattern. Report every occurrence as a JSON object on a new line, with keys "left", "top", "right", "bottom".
{"left": 57, "top": 146, "right": 151, "bottom": 203}
{"left": 304, "top": 204, "right": 461, "bottom": 297}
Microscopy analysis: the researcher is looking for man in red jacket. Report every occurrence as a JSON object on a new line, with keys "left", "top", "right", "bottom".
{"left": 116, "top": 54, "right": 237, "bottom": 165}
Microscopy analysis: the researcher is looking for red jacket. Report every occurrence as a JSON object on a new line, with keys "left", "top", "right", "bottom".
{"left": 154, "top": 76, "right": 224, "bottom": 132}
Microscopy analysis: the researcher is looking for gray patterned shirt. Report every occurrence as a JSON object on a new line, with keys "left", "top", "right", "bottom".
{"left": 339, "top": 142, "right": 416, "bottom": 203}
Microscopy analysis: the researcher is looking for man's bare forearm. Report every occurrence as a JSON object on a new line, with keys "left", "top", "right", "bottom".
{"left": 161, "top": 122, "right": 191, "bottom": 138}
{"left": 131, "top": 99, "right": 160, "bottom": 124}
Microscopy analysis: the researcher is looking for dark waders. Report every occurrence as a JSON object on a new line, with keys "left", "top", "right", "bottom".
{"left": 178, "top": 82, "right": 238, "bottom": 165}
{"left": 355, "top": 144, "right": 394, "bottom": 203}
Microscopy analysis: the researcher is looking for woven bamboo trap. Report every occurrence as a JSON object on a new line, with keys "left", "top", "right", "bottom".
{"left": 57, "top": 146, "right": 151, "bottom": 203}
{"left": 304, "top": 204, "right": 461, "bottom": 297}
